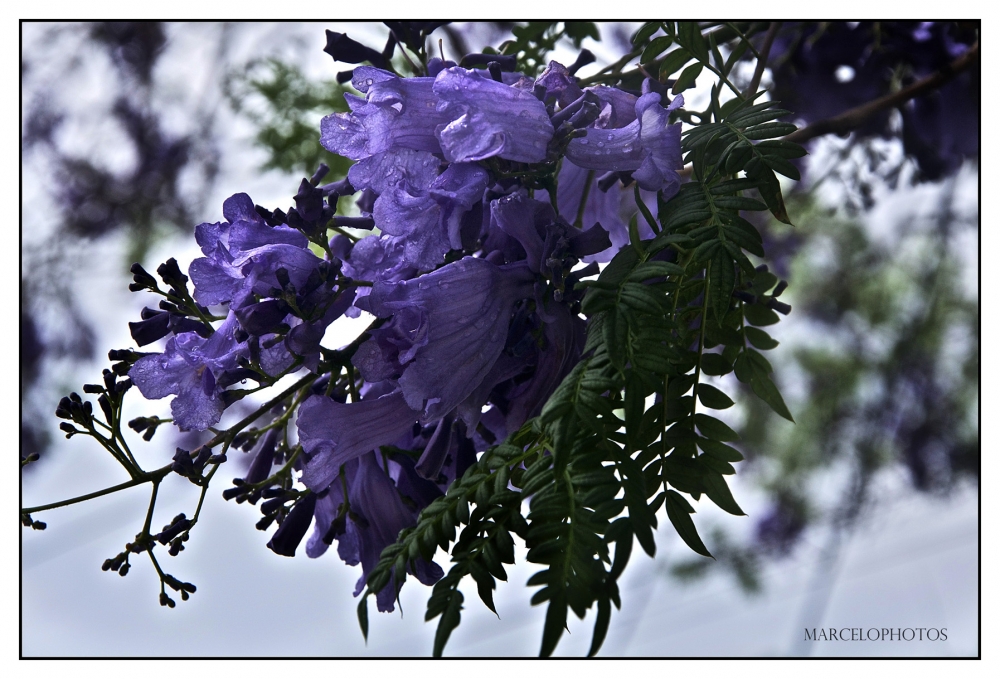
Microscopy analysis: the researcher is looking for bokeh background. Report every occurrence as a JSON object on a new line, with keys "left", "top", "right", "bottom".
{"left": 20, "top": 21, "right": 979, "bottom": 657}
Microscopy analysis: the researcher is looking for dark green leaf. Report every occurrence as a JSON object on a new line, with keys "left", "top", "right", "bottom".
{"left": 696, "top": 437, "right": 744, "bottom": 462}
{"left": 602, "top": 309, "right": 629, "bottom": 372}
{"left": 663, "top": 208, "right": 712, "bottom": 229}
{"left": 747, "top": 162, "right": 792, "bottom": 225}
{"left": 620, "top": 282, "right": 665, "bottom": 316}
{"left": 633, "top": 21, "right": 663, "bottom": 46}
{"left": 751, "top": 271, "right": 778, "bottom": 295}
{"left": 718, "top": 94, "right": 746, "bottom": 120}
{"left": 629, "top": 261, "right": 684, "bottom": 281}
{"left": 624, "top": 373, "right": 645, "bottom": 449}
{"left": 613, "top": 447, "right": 657, "bottom": 556}
{"left": 725, "top": 100, "right": 781, "bottom": 124}
{"left": 741, "top": 121, "right": 798, "bottom": 140}
{"left": 749, "top": 372, "right": 794, "bottom": 422}
{"left": 628, "top": 213, "right": 643, "bottom": 249}
{"left": 712, "top": 196, "right": 768, "bottom": 211}
{"left": 724, "top": 143, "right": 754, "bottom": 174}
{"left": 580, "top": 288, "right": 616, "bottom": 315}
{"left": 721, "top": 224, "right": 765, "bottom": 257}
{"left": 357, "top": 596, "right": 369, "bottom": 642}
{"left": 723, "top": 214, "right": 764, "bottom": 244}
{"left": 588, "top": 597, "right": 612, "bottom": 657}
{"left": 564, "top": 22, "right": 600, "bottom": 46}
{"left": 679, "top": 22, "right": 709, "bottom": 63}
{"left": 763, "top": 154, "right": 801, "bottom": 181}
{"left": 755, "top": 139, "right": 808, "bottom": 158}
{"left": 729, "top": 108, "right": 791, "bottom": 128}
{"left": 723, "top": 240, "right": 757, "bottom": 274}
{"left": 691, "top": 238, "right": 721, "bottom": 263}
{"left": 701, "top": 471, "right": 745, "bottom": 515}
{"left": 697, "top": 384, "right": 734, "bottom": 410}
{"left": 469, "top": 558, "right": 498, "bottom": 615}
{"left": 641, "top": 35, "right": 673, "bottom": 64}
{"left": 744, "top": 303, "right": 779, "bottom": 326}
{"left": 700, "top": 352, "right": 733, "bottom": 376}
{"left": 700, "top": 454, "right": 736, "bottom": 475}
{"left": 540, "top": 592, "right": 568, "bottom": 657}
{"left": 665, "top": 490, "right": 713, "bottom": 558}
{"left": 705, "top": 322, "right": 742, "bottom": 347}
{"left": 744, "top": 326, "right": 779, "bottom": 350}
{"left": 648, "top": 232, "right": 694, "bottom": 255}
{"left": 432, "top": 586, "right": 464, "bottom": 657}
{"left": 597, "top": 245, "right": 640, "bottom": 287}
{"left": 658, "top": 47, "right": 693, "bottom": 79}
{"left": 662, "top": 453, "right": 704, "bottom": 493}
{"left": 672, "top": 61, "right": 704, "bottom": 94}
{"left": 633, "top": 348, "right": 675, "bottom": 374}
{"left": 709, "top": 177, "right": 758, "bottom": 195}
{"left": 722, "top": 36, "right": 750, "bottom": 77}
{"left": 694, "top": 413, "right": 740, "bottom": 442}
{"left": 709, "top": 250, "right": 735, "bottom": 322}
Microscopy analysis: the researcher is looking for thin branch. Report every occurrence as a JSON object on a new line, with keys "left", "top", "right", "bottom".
{"left": 743, "top": 22, "right": 781, "bottom": 100}
{"left": 785, "top": 41, "right": 979, "bottom": 145}
{"left": 21, "top": 464, "right": 173, "bottom": 515}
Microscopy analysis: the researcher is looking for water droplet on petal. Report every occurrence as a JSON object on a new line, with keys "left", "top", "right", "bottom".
{"left": 597, "top": 141, "right": 604, "bottom": 148}
{"left": 580, "top": 139, "right": 589, "bottom": 145}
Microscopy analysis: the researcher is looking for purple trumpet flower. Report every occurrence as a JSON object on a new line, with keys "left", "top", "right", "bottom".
{"left": 566, "top": 90, "right": 684, "bottom": 194}
{"left": 356, "top": 257, "right": 536, "bottom": 422}
{"left": 535, "top": 61, "right": 584, "bottom": 108}
{"left": 320, "top": 66, "right": 452, "bottom": 159}
{"left": 189, "top": 193, "right": 323, "bottom": 309}
{"left": 433, "top": 66, "right": 554, "bottom": 164}
{"left": 129, "top": 312, "right": 247, "bottom": 431}
{"left": 306, "top": 451, "right": 446, "bottom": 612}
{"left": 373, "top": 162, "right": 489, "bottom": 270}
{"left": 549, "top": 159, "right": 658, "bottom": 261}
{"left": 297, "top": 389, "right": 420, "bottom": 492}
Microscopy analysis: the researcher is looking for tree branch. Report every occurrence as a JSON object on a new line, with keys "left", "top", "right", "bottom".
{"left": 743, "top": 22, "right": 781, "bottom": 100}
{"left": 21, "top": 464, "right": 173, "bottom": 515}
{"left": 784, "top": 41, "right": 979, "bottom": 145}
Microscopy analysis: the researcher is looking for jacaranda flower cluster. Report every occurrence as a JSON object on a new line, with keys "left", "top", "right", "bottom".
{"left": 126, "top": 57, "right": 683, "bottom": 611}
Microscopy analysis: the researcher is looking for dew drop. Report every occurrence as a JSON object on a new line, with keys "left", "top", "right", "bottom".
{"left": 596, "top": 141, "right": 604, "bottom": 148}
{"left": 579, "top": 139, "right": 589, "bottom": 145}
{"left": 607, "top": 133, "right": 614, "bottom": 141}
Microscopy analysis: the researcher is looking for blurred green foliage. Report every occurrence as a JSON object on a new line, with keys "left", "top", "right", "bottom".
{"left": 224, "top": 58, "right": 353, "bottom": 178}
{"left": 670, "top": 179, "right": 979, "bottom": 588}
{"left": 491, "top": 21, "right": 599, "bottom": 77}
